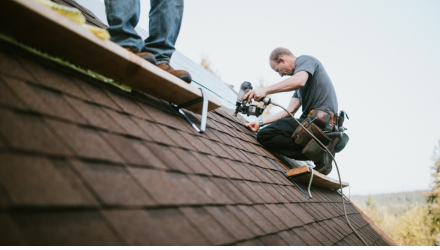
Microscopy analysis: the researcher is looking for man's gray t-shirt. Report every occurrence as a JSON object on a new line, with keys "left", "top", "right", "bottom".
{"left": 292, "top": 55, "right": 338, "bottom": 118}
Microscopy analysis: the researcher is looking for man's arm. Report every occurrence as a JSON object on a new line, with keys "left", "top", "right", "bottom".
{"left": 244, "top": 71, "right": 309, "bottom": 102}
{"left": 245, "top": 97, "right": 301, "bottom": 132}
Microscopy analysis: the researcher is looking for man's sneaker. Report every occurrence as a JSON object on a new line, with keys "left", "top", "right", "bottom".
{"left": 313, "top": 149, "right": 334, "bottom": 175}
{"left": 123, "top": 46, "right": 156, "bottom": 65}
{"left": 157, "top": 62, "right": 192, "bottom": 83}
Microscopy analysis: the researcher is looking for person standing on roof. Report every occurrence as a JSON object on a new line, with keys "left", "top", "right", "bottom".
{"left": 244, "top": 47, "right": 339, "bottom": 175}
{"left": 104, "top": 0, "right": 191, "bottom": 83}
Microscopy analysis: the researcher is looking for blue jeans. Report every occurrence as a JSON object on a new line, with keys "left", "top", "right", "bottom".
{"left": 104, "top": 0, "right": 184, "bottom": 64}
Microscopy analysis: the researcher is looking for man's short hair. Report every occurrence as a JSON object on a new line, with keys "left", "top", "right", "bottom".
{"left": 269, "top": 47, "right": 293, "bottom": 62}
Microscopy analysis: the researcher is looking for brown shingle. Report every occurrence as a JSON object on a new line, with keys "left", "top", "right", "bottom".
{"left": 72, "top": 78, "right": 120, "bottom": 110}
{"left": 104, "top": 209, "right": 208, "bottom": 245}
{"left": 245, "top": 181, "right": 277, "bottom": 203}
{"left": 304, "top": 224, "right": 332, "bottom": 245}
{"left": 323, "top": 219, "right": 348, "bottom": 240}
{"left": 199, "top": 137, "right": 230, "bottom": 158}
{"left": 226, "top": 205, "right": 265, "bottom": 236}
{"left": 5, "top": 78, "right": 83, "bottom": 122}
{"left": 0, "top": 187, "right": 9, "bottom": 207}
{"left": 302, "top": 203, "right": 326, "bottom": 221}
{"left": 11, "top": 210, "right": 122, "bottom": 245}
{"left": 162, "top": 127, "right": 195, "bottom": 150}
{"left": 285, "top": 203, "right": 314, "bottom": 224}
{"left": 210, "top": 157, "right": 241, "bottom": 179}
{"left": 248, "top": 166, "right": 272, "bottom": 183}
{"left": 205, "top": 206, "right": 254, "bottom": 241}
{"left": 211, "top": 177, "right": 251, "bottom": 204}
{"left": 314, "top": 203, "right": 336, "bottom": 219}
{"left": 275, "top": 185, "right": 298, "bottom": 203}
{"left": 0, "top": 44, "right": 34, "bottom": 82}
{"left": 0, "top": 213, "right": 28, "bottom": 245}
{"left": 259, "top": 234, "right": 288, "bottom": 246}
{"left": 188, "top": 175, "right": 233, "bottom": 204}
{"left": 128, "top": 167, "right": 213, "bottom": 205}
{"left": 18, "top": 56, "right": 88, "bottom": 99}
{"left": 292, "top": 227, "right": 322, "bottom": 246}
{"left": 264, "top": 184, "right": 290, "bottom": 203}
{"left": 105, "top": 92, "right": 151, "bottom": 120}
{"left": 180, "top": 207, "right": 235, "bottom": 245}
{"left": 258, "top": 168, "right": 278, "bottom": 184}
{"left": 0, "top": 109, "right": 71, "bottom": 156}
{"left": 232, "top": 180, "right": 264, "bottom": 204}
{"left": 144, "top": 142, "right": 192, "bottom": 172}
{"left": 236, "top": 239, "right": 265, "bottom": 246}
{"left": 332, "top": 217, "right": 353, "bottom": 236}
{"left": 71, "top": 161, "right": 154, "bottom": 206}
{"left": 278, "top": 230, "right": 308, "bottom": 246}
{"left": 134, "top": 119, "right": 175, "bottom": 145}
{"left": 48, "top": 119, "right": 122, "bottom": 161}
{"left": 104, "top": 109, "right": 148, "bottom": 139}
{"left": 103, "top": 134, "right": 166, "bottom": 168}
{"left": 138, "top": 104, "right": 182, "bottom": 129}
{"left": 0, "top": 153, "right": 97, "bottom": 206}
{"left": 238, "top": 164, "right": 262, "bottom": 182}
{"left": 0, "top": 76, "right": 26, "bottom": 109}
{"left": 171, "top": 148, "right": 212, "bottom": 175}
{"left": 190, "top": 152, "right": 217, "bottom": 175}
{"left": 266, "top": 204, "right": 303, "bottom": 229}
{"left": 285, "top": 185, "right": 310, "bottom": 203}
{"left": 238, "top": 205, "right": 278, "bottom": 234}
{"left": 179, "top": 131, "right": 213, "bottom": 154}
{"left": 66, "top": 98, "right": 124, "bottom": 132}
{"left": 217, "top": 142, "right": 243, "bottom": 162}
{"left": 321, "top": 220, "right": 344, "bottom": 240}
{"left": 254, "top": 205, "right": 289, "bottom": 231}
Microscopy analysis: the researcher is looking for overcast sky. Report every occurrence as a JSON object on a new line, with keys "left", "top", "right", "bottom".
{"left": 93, "top": 0, "right": 440, "bottom": 195}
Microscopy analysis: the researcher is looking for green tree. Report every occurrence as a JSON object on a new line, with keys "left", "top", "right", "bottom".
{"left": 363, "top": 195, "right": 382, "bottom": 225}
{"left": 386, "top": 205, "right": 433, "bottom": 246}
{"left": 426, "top": 140, "right": 440, "bottom": 245}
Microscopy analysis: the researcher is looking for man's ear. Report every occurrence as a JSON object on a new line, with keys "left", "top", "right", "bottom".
{"left": 278, "top": 57, "right": 285, "bottom": 63}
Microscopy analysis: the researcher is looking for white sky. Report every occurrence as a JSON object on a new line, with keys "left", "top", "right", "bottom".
{"left": 123, "top": 0, "right": 440, "bottom": 195}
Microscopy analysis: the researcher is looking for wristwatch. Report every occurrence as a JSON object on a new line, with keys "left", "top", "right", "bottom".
{"left": 258, "top": 117, "right": 264, "bottom": 127}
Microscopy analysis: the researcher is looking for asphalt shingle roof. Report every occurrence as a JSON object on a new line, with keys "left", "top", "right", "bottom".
{"left": 0, "top": 0, "right": 396, "bottom": 246}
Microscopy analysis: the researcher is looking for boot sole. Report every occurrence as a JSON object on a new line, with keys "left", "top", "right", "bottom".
{"left": 177, "top": 73, "right": 192, "bottom": 83}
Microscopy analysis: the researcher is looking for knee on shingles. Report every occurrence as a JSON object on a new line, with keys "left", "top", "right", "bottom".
{"left": 256, "top": 127, "right": 272, "bottom": 148}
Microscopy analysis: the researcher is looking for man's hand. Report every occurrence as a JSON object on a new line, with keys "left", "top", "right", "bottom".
{"left": 244, "top": 88, "right": 268, "bottom": 103}
{"left": 245, "top": 120, "right": 260, "bottom": 132}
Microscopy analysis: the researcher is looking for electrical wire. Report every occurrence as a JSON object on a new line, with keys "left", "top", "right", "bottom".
{"left": 271, "top": 102, "right": 368, "bottom": 246}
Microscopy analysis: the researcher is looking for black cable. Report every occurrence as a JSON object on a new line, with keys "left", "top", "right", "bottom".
{"left": 271, "top": 102, "right": 368, "bottom": 246}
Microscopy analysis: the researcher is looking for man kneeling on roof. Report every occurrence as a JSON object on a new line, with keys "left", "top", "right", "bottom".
{"left": 244, "top": 47, "right": 341, "bottom": 175}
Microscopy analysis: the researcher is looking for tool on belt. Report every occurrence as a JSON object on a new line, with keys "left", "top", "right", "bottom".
{"left": 291, "top": 108, "right": 349, "bottom": 161}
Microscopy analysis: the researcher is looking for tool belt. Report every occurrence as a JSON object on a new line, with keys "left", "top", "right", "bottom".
{"left": 291, "top": 108, "right": 348, "bottom": 161}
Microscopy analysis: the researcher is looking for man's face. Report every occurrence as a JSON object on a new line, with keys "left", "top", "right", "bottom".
{"left": 270, "top": 57, "right": 294, "bottom": 77}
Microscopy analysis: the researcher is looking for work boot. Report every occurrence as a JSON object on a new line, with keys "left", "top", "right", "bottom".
{"left": 157, "top": 62, "right": 192, "bottom": 83}
{"left": 123, "top": 46, "right": 157, "bottom": 65}
{"left": 313, "top": 149, "right": 335, "bottom": 175}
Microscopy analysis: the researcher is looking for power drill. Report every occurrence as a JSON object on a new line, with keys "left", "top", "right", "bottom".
{"left": 233, "top": 81, "right": 271, "bottom": 117}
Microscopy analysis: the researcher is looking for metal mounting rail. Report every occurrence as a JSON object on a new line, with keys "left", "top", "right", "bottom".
{"left": 266, "top": 157, "right": 312, "bottom": 199}
{"left": 173, "top": 87, "right": 208, "bottom": 133}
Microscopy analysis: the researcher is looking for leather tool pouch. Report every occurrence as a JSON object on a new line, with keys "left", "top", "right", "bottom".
{"left": 292, "top": 117, "right": 311, "bottom": 139}
{"left": 302, "top": 139, "right": 326, "bottom": 161}
{"left": 308, "top": 108, "right": 335, "bottom": 132}
{"left": 295, "top": 123, "right": 331, "bottom": 148}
